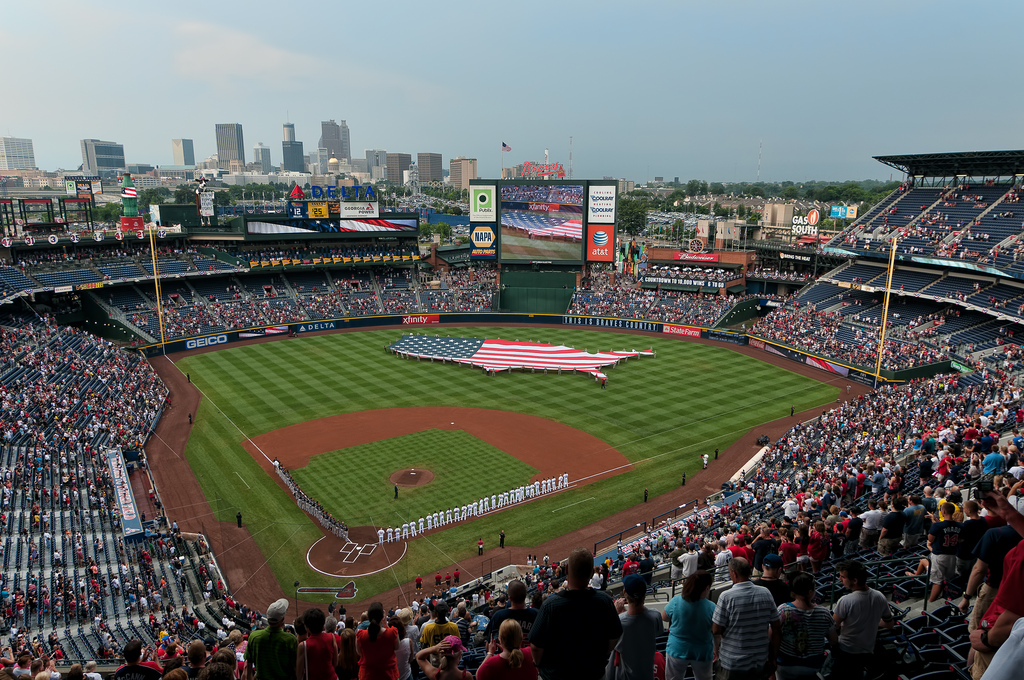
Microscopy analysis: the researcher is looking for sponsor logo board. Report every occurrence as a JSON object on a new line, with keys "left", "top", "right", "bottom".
{"left": 586, "top": 224, "right": 614, "bottom": 262}
{"left": 338, "top": 201, "right": 379, "bottom": 218}
{"left": 186, "top": 334, "right": 228, "bottom": 349}
{"left": 662, "top": 324, "right": 701, "bottom": 337}
{"left": 402, "top": 314, "right": 440, "bottom": 325}
{"left": 297, "top": 321, "right": 338, "bottom": 333}
{"left": 673, "top": 252, "right": 719, "bottom": 262}
{"left": 469, "top": 224, "right": 497, "bottom": 259}
{"left": 470, "top": 186, "right": 496, "bottom": 222}
{"left": 587, "top": 185, "right": 616, "bottom": 224}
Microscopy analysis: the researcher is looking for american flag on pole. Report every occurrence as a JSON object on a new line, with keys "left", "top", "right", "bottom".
{"left": 389, "top": 334, "right": 653, "bottom": 380}
{"left": 502, "top": 142, "right": 512, "bottom": 152}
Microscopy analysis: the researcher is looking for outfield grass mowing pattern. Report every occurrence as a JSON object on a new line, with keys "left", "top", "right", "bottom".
{"left": 291, "top": 429, "right": 539, "bottom": 528}
{"left": 177, "top": 327, "right": 838, "bottom": 601}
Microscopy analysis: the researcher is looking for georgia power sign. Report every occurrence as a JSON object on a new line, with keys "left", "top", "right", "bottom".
{"left": 588, "top": 186, "right": 616, "bottom": 224}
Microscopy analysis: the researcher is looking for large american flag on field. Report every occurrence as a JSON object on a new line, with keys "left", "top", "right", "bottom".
{"left": 389, "top": 334, "right": 653, "bottom": 380}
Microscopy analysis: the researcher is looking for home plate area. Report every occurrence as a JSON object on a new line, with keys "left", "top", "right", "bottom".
{"left": 306, "top": 525, "right": 407, "bottom": 578}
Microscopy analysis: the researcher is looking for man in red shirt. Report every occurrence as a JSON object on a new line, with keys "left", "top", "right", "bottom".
{"left": 415, "top": 575, "right": 423, "bottom": 591}
{"left": 454, "top": 569, "right": 460, "bottom": 585}
{"left": 114, "top": 639, "right": 162, "bottom": 679}
{"left": 622, "top": 553, "right": 640, "bottom": 576}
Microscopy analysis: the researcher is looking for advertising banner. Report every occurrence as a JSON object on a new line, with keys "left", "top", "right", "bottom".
{"left": 199, "top": 191, "right": 215, "bottom": 217}
{"left": 308, "top": 202, "right": 329, "bottom": 218}
{"left": 586, "top": 224, "right": 614, "bottom": 261}
{"left": 705, "top": 330, "right": 747, "bottom": 345}
{"left": 106, "top": 448, "right": 144, "bottom": 540}
{"left": 120, "top": 216, "right": 144, "bottom": 231}
{"left": 402, "top": 314, "right": 440, "bottom": 325}
{"left": 470, "top": 185, "right": 496, "bottom": 222}
{"left": 287, "top": 202, "right": 307, "bottom": 219}
{"left": 830, "top": 206, "right": 858, "bottom": 220}
{"left": 295, "top": 321, "right": 338, "bottom": 333}
{"left": 339, "top": 201, "right": 380, "bottom": 219}
{"left": 662, "top": 324, "right": 701, "bottom": 337}
{"left": 469, "top": 224, "right": 497, "bottom": 259}
{"left": 805, "top": 355, "right": 850, "bottom": 376}
{"left": 587, "top": 185, "right": 616, "bottom": 224}
{"left": 642, "top": 276, "right": 725, "bottom": 289}
{"left": 239, "top": 326, "right": 289, "bottom": 338}
{"left": 561, "top": 316, "right": 661, "bottom": 331}
{"left": 673, "top": 252, "right": 719, "bottom": 262}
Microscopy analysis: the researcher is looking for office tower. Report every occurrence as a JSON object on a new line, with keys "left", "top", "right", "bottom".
{"left": 365, "top": 149, "right": 386, "bottom": 170}
{"left": 171, "top": 139, "right": 195, "bottom": 166}
{"left": 281, "top": 123, "right": 304, "bottom": 172}
{"left": 449, "top": 156, "right": 478, "bottom": 191}
{"left": 338, "top": 120, "right": 350, "bottom": 161}
{"left": 319, "top": 120, "right": 351, "bottom": 161}
{"left": 385, "top": 153, "right": 411, "bottom": 184}
{"left": 215, "top": 123, "right": 245, "bottom": 168}
{"left": 80, "top": 139, "right": 126, "bottom": 178}
{"left": 253, "top": 143, "right": 272, "bottom": 173}
{"left": 417, "top": 153, "right": 442, "bottom": 183}
{"left": 0, "top": 137, "right": 36, "bottom": 170}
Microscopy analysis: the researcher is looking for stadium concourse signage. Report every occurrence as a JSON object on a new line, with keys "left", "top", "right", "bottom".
{"left": 469, "top": 224, "right": 497, "bottom": 259}
{"left": 673, "top": 252, "right": 719, "bottom": 262}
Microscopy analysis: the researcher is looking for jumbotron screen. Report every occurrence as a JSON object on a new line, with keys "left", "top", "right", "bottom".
{"left": 499, "top": 184, "right": 584, "bottom": 262}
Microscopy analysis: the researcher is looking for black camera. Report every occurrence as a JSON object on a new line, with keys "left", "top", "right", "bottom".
{"left": 977, "top": 473, "right": 995, "bottom": 494}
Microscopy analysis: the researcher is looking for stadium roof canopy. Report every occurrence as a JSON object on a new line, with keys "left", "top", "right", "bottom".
{"left": 873, "top": 150, "right": 1024, "bottom": 178}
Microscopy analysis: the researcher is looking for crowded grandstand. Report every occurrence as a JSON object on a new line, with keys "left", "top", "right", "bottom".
{"left": 1, "top": 150, "right": 1023, "bottom": 680}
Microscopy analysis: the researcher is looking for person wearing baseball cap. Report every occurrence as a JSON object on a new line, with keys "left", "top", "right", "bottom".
{"left": 610, "top": 574, "right": 662, "bottom": 680}
{"left": 755, "top": 554, "right": 791, "bottom": 606}
{"left": 243, "top": 598, "right": 297, "bottom": 680}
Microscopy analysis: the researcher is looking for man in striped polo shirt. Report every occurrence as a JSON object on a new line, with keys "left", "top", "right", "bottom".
{"left": 712, "top": 557, "right": 781, "bottom": 679}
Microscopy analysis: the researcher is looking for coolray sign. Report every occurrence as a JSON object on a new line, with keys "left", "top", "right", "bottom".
{"left": 662, "top": 324, "right": 701, "bottom": 337}
{"left": 561, "top": 316, "right": 660, "bottom": 331}
{"left": 186, "top": 334, "right": 228, "bottom": 349}
{"left": 469, "top": 224, "right": 497, "bottom": 259}
{"left": 673, "top": 252, "right": 720, "bottom": 262}
{"left": 296, "top": 321, "right": 337, "bottom": 333}
{"left": 791, "top": 209, "right": 820, "bottom": 236}
{"left": 587, "top": 185, "right": 616, "bottom": 224}
{"left": 470, "top": 186, "right": 496, "bottom": 222}
{"left": 586, "top": 224, "right": 614, "bottom": 262}
{"left": 402, "top": 314, "right": 439, "bottom": 325}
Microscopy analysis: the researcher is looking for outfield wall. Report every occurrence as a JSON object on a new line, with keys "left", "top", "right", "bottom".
{"left": 140, "top": 312, "right": 938, "bottom": 385}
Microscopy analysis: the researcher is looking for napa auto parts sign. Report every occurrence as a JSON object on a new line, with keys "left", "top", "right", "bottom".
{"left": 587, "top": 185, "right": 616, "bottom": 224}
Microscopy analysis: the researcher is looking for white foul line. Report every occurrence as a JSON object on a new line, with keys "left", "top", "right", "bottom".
{"left": 552, "top": 497, "right": 595, "bottom": 513}
{"left": 235, "top": 472, "right": 251, "bottom": 488}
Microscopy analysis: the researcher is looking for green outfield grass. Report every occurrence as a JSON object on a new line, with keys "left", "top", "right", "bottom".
{"left": 291, "top": 429, "right": 538, "bottom": 528}
{"left": 176, "top": 326, "right": 838, "bottom": 601}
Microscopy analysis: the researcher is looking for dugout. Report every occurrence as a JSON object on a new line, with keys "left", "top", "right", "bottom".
{"left": 497, "top": 268, "right": 579, "bottom": 313}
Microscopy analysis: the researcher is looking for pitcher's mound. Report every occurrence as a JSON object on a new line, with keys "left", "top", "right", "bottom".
{"left": 390, "top": 468, "right": 434, "bottom": 487}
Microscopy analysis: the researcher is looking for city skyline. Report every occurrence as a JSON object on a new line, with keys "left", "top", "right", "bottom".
{"left": 2, "top": 1, "right": 1022, "bottom": 182}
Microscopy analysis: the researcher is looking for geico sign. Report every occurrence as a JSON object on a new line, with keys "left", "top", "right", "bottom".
{"left": 186, "top": 334, "right": 228, "bottom": 349}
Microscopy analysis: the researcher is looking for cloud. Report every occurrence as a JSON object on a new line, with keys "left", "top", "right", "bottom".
{"left": 170, "top": 21, "right": 321, "bottom": 89}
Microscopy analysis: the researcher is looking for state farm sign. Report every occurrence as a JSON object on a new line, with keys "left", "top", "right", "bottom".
{"left": 662, "top": 324, "right": 701, "bottom": 337}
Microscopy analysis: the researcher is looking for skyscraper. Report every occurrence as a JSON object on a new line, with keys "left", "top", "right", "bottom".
{"left": 385, "top": 153, "right": 411, "bottom": 184}
{"left": 449, "top": 157, "right": 478, "bottom": 192}
{"left": 171, "top": 139, "right": 195, "bottom": 166}
{"left": 319, "top": 120, "right": 352, "bottom": 161}
{"left": 281, "top": 123, "right": 304, "bottom": 172}
{"left": 215, "top": 123, "right": 245, "bottom": 168}
{"left": 253, "top": 143, "right": 272, "bottom": 173}
{"left": 80, "top": 139, "right": 126, "bottom": 178}
{"left": 417, "top": 153, "right": 442, "bottom": 183}
{"left": 0, "top": 137, "right": 36, "bottom": 170}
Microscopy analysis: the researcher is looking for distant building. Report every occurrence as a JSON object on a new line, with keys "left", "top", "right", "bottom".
{"left": 449, "top": 156, "right": 477, "bottom": 192}
{"left": 386, "top": 153, "right": 411, "bottom": 185}
{"left": 281, "top": 122, "right": 304, "bottom": 173}
{"left": 417, "top": 153, "right": 442, "bottom": 183}
{"left": 171, "top": 139, "right": 195, "bottom": 166}
{"left": 126, "top": 163, "right": 155, "bottom": 175}
{"left": 319, "top": 120, "right": 351, "bottom": 161}
{"left": 80, "top": 139, "right": 125, "bottom": 178}
{"left": 253, "top": 143, "right": 272, "bottom": 173}
{"left": 215, "top": 123, "right": 245, "bottom": 168}
{"left": 0, "top": 137, "right": 37, "bottom": 170}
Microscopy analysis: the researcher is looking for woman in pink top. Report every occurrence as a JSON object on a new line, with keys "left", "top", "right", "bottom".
{"left": 476, "top": 619, "right": 538, "bottom": 680}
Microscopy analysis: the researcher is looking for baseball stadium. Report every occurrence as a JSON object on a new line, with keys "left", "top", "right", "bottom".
{"left": 0, "top": 152, "right": 1022, "bottom": 679}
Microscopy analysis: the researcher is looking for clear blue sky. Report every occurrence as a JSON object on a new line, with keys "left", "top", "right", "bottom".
{"left": 2, "top": 0, "right": 1021, "bottom": 182}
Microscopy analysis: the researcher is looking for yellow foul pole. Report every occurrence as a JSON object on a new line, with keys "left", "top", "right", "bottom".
{"left": 148, "top": 223, "right": 166, "bottom": 352}
{"left": 873, "top": 236, "right": 898, "bottom": 387}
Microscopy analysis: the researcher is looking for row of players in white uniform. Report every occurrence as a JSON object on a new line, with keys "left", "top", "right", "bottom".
{"left": 377, "top": 473, "right": 570, "bottom": 543}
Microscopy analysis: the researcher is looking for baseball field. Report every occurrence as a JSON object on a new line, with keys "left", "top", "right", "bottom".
{"left": 172, "top": 326, "right": 838, "bottom": 602}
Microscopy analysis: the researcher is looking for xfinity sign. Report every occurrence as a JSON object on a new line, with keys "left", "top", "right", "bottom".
{"left": 186, "top": 334, "right": 228, "bottom": 349}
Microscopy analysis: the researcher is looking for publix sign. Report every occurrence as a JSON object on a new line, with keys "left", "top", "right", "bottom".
{"left": 791, "top": 209, "right": 820, "bottom": 236}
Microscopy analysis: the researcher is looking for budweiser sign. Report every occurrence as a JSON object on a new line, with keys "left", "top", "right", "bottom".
{"left": 402, "top": 314, "right": 440, "bottom": 325}
{"left": 662, "top": 324, "right": 701, "bottom": 338}
{"left": 673, "top": 252, "right": 720, "bottom": 262}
